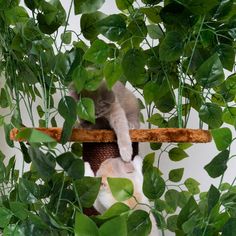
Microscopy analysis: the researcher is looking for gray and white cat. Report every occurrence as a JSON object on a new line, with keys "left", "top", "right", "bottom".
{"left": 70, "top": 80, "right": 140, "bottom": 162}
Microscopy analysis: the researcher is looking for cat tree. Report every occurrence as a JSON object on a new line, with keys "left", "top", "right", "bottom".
{"left": 10, "top": 127, "right": 212, "bottom": 173}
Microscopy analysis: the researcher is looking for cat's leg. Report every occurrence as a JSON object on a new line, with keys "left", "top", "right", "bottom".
{"left": 106, "top": 102, "right": 133, "bottom": 162}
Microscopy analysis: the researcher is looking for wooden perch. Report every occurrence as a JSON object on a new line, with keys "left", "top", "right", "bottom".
{"left": 10, "top": 128, "right": 212, "bottom": 143}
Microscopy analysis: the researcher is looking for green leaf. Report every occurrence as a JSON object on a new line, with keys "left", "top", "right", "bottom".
{"left": 165, "top": 189, "right": 179, "bottom": 212}
{"left": 99, "top": 216, "right": 127, "bottom": 236}
{"left": 107, "top": 177, "right": 133, "bottom": 201}
{"left": 211, "top": 128, "right": 232, "bottom": 151}
{"left": 58, "top": 96, "right": 77, "bottom": 124}
{"left": 199, "top": 103, "right": 223, "bottom": 128}
{"left": 127, "top": 210, "right": 151, "bottom": 236}
{"left": 142, "top": 152, "right": 155, "bottom": 173}
{"left": 57, "top": 152, "right": 84, "bottom": 179}
{"left": 184, "top": 178, "right": 200, "bottom": 195}
{"left": 178, "top": 143, "right": 193, "bottom": 150}
{"left": 97, "top": 14, "right": 126, "bottom": 41}
{"left": 222, "top": 218, "right": 236, "bottom": 236}
{"left": 177, "top": 196, "right": 198, "bottom": 228}
{"left": 122, "top": 48, "right": 146, "bottom": 85}
{"left": 143, "top": 167, "right": 165, "bottom": 199}
{"left": 147, "top": 24, "right": 164, "bottom": 39}
{"left": 104, "top": 60, "right": 122, "bottom": 89}
{"left": 207, "top": 185, "right": 220, "bottom": 215}
{"left": 74, "top": 177, "right": 101, "bottom": 208}
{"left": 216, "top": 44, "right": 235, "bottom": 71}
{"left": 167, "top": 215, "right": 178, "bottom": 232}
{"left": 115, "top": 0, "right": 134, "bottom": 10}
{"left": 141, "top": 0, "right": 161, "bottom": 4}
{"left": 80, "top": 11, "right": 106, "bottom": 40}
{"left": 61, "top": 120, "right": 74, "bottom": 145}
{"left": 0, "top": 207, "right": 13, "bottom": 227}
{"left": 74, "top": 0, "right": 105, "bottom": 14}
{"left": 159, "top": 31, "right": 184, "bottom": 61}
{"left": 74, "top": 212, "right": 99, "bottom": 236}
{"left": 37, "top": 1, "right": 66, "bottom": 34}
{"left": 4, "top": 6, "right": 29, "bottom": 24}
{"left": 28, "top": 147, "right": 56, "bottom": 179}
{"left": 61, "top": 31, "right": 72, "bottom": 44}
{"left": 151, "top": 209, "right": 166, "bottom": 228}
{"left": 169, "top": 148, "right": 188, "bottom": 161}
{"left": 96, "top": 202, "right": 130, "bottom": 220}
{"left": 4, "top": 123, "right": 14, "bottom": 147}
{"left": 147, "top": 113, "right": 167, "bottom": 127}
{"left": 169, "top": 168, "right": 184, "bottom": 182}
{"left": 177, "top": 0, "right": 219, "bottom": 15}
{"left": 225, "top": 73, "right": 236, "bottom": 94}
{"left": 10, "top": 202, "right": 28, "bottom": 220}
{"left": 140, "top": 7, "right": 162, "bottom": 24}
{"left": 0, "top": 88, "right": 10, "bottom": 108}
{"left": 77, "top": 97, "right": 95, "bottom": 124}
{"left": 18, "top": 178, "right": 39, "bottom": 203}
{"left": 222, "top": 107, "right": 236, "bottom": 126}
{"left": 3, "top": 223, "right": 24, "bottom": 236}
{"left": 204, "top": 150, "right": 229, "bottom": 178}
{"left": 72, "top": 66, "right": 88, "bottom": 94}
{"left": 195, "top": 53, "right": 224, "bottom": 88}
{"left": 83, "top": 39, "right": 109, "bottom": 64}
{"left": 16, "top": 128, "right": 56, "bottom": 143}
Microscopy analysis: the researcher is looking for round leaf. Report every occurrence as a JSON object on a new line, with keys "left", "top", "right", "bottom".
{"left": 104, "top": 59, "right": 122, "bottom": 89}
{"left": 97, "top": 14, "right": 127, "bottom": 41}
{"left": 195, "top": 53, "right": 224, "bottom": 88}
{"left": 74, "top": 177, "right": 102, "bottom": 208}
{"left": 115, "top": 0, "right": 134, "bottom": 10}
{"left": 143, "top": 167, "right": 165, "bottom": 199}
{"left": 77, "top": 97, "right": 95, "bottom": 124}
{"left": 159, "top": 31, "right": 184, "bottom": 61}
{"left": 99, "top": 216, "right": 127, "bottom": 236}
{"left": 107, "top": 177, "right": 134, "bottom": 201}
{"left": 57, "top": 152, "right": 84, "bottom": 179}
{"left": 169, "top": 148, "right": 188, "bottom": 162}
{"left": 204, "top": 150, "right": 229, "bottom": 178}
{"left": 74, "top": 212, "right": 99, "bottom": 236}
{"left": 74, "top": 0, "right": 105, "bottom": 14}
{"left": 184, "top": 178, "right": 200, "bottom": 195}
{"left": 122, "top": 48, "right": 146, "bottom": 85}
{"left": 211, "top": 128, "right": 232, "bottom": 151}
{"left": 199, "top": 103, "right": 223, "bottom": 128}
{"left": 169, "top": 168, "right": 184, "bottom": 182}
{"left": 127, "top": 210, "right": 151, "bottom": 236}
{"left": 83, "top": 39, "right": 109, "bottom": 64}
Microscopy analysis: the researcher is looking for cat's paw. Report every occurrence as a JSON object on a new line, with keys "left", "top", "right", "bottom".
{"left": 128, "top": 121, "right": 140, "bottom": 129}
{"left": 119, "top": 143, "right": 133, "bottom": 162}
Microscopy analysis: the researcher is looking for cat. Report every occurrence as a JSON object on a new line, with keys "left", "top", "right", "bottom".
{"left": 70, "top": 80, "right": 140, "bottom": 162}
{"left": 84, "top": 156, "right": 159, "bottom": 236}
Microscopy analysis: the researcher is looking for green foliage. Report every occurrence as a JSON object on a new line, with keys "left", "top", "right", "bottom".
{"left": 107, "top": 177, "right": 134, "bottom": 201}
{"left": 127, "top": 210, "right": 151, "bottom": 236}
{"left": 143, "top": 166, "right": 165, "bottom": 200}
{"left": 0, "top": 0, "right": 236, "bottom": 235}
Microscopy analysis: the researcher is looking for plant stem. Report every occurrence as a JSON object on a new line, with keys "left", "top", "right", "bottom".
{"left": 56, "top": 173, "right": 65, "bottom": 215}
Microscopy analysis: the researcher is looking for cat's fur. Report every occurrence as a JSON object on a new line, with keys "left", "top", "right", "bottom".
{"left": 70, "top": 80, "right": 140, "bottom": 162}
{"left": 84, "top": 156, "right": 159, "bottom": 236}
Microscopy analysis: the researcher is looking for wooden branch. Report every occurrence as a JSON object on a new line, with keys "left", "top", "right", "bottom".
{"left": 10, "top": 128, "right": 212, "bottom": 143}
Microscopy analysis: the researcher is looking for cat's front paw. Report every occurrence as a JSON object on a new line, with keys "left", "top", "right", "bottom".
{"left": 119, "top": 143, "right": 133, "bottom": 162}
